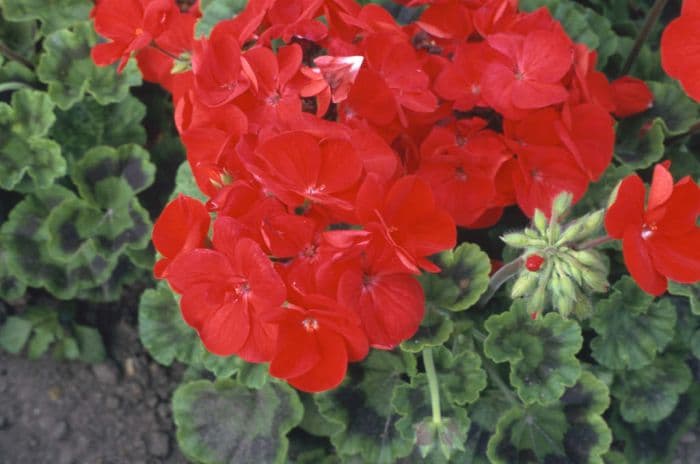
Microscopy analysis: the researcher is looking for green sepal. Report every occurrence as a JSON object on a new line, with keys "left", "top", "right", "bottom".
{"left": 36, "top": 21, "right": 141, "bottom": 109}
{"left": 0, "top": 0, "right": 92, "bottom": 35}
{"left": 612, "top": 355, "right": 692, "bottom": 423}
{"left": 487, "top": 371, "right": 612, "bottom": 464}
{"left": 49, "top": 95, "right": 147, "bottom": 163}
{"left": 173, "top": 378, "right": 303, "bottom": 464}
{"left": 421, "top": 242, "right": 491, "bottom": 312}
{"left": 590, "top": 276, "right": 676, "bottom": 370}
{"left": 197, "top": 0, "right": 248, "bottom": 37}
{"left": 484, "top": 301, "right": 583, "bottom": 404}
{"left": 314, "top": 351, "right": 416, "bottom": 463}
{"left": 71, "top": 144, "right": 155, "bottom": 210}
{"left": 138, "top": 282, "right": 201, "bottom": 367}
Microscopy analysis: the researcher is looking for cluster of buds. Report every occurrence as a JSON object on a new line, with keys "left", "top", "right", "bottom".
{"left": 502, "top": 193, "right": 610, "bottom": 319}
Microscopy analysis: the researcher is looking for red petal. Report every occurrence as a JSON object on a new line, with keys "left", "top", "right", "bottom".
{"left": 286, "top": 330, "right": 349, "bottom": 393}
{"left": 605, "top": 175, "right": 646, "bottom": 238}
{"left": 199, "top": 300, "right": 250, "bottom": 356}
{"left": 622, "top": 227, "right": 667, "bottom": 296}
{"left": 647, "top": 163, "right": 674, "bottom": 212}
{"left": 270, "top": 324, "right": 321, "bottom": 379}
{"left": 650, "top": 231, "right": 700, "bottom": 283}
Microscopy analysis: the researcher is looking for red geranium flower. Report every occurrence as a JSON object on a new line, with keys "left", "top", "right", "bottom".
{"left": 264, "top": 294, "right": 369, "bottom": 392}
{"left": 91, "top": 0, "right": 177, "bottom": 72}
{"left": 661, "top": 0, "right": 700, "bottom": 102}
{"left": 166, "top": 219, "right": 286, "bottom": 361}
{"left": 605, "top": 163, "right": 700, "bottom": 295}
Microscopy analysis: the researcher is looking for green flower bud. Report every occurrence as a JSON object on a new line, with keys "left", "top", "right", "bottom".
{"left": 533, "top": 209, "right": 548, "bottom": 236}
{"left": 501, "top": 232, "right": 531, "bottom": 248}
{"left": 511, "top": 271, "right": 539, "bottom": 298}
{"left": 551, "top": 191, "right": 573, "bottom": 220}
{"left": 581, "top": 266, "right": 609, "bottom": 293}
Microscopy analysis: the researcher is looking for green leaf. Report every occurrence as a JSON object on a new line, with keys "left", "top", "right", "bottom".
{"left": 10, "top": 88, "right": 56, "bottom": 137}
{"left": 0, "top": 248, "right": 27, "bottom": 301}
{"left": 314, "top": 351, "right": 416, "bottom": 463}
{"left": 487, "top": 371, "right": 612, "bottom": 464}
{"left": 614, "top": 117, "right": 665, "bottom": 169}
{"left": 646, "top": 80, "right": 700, "bottom": 136}
{"left": 197, "top": 0, "right": 247, "bottom": 37}
{"left": 71, "top": 144, "right": 155, "bottom": 210}
{"left": 0, "top": 0, "right": 92, "bottom": 34}
{"left": 173, "top": 378, "right": 303, "bottom": 464}
{"left": 421, "top": 242, "right": 491, "bottom": 312}
{"left": 74, "top": 324, "right": 106, "bottom": 363}
{"left": 49, "top": 95, "right": 147, "bottom": 163}
{"left": 0, "top": 316, "right": 33, "bottom": 353}
{"left": 138, "top": 283, "right": 201, "bottom": 367}
{"left": 612, "top": 355, "right": 692, "bottom": 423}
{"left": 0, "top": 186, "right": 122, "bottom": 300}
{"left": 520, "top": 0, "right": 618, "bottom": 67}
{"left": 590, "top": 276, "right": 676, "bottom": 370}
{"left": 0, "top": 89, "right": 65, "bottom": 192}
{"left": 484, "top": 301, "right": 583, "bottom": 404}
{"left": 399, "top": 308, "right": 453, "bottom": 353}
{"left": 37, "top": 22, "right": 141, "bottom": 109}
{"left": 668, "top": 281, "right": 700, "bottom": 315}
{"left": 432, "top": 345, "right": 487, "bottom": 406}
{"left": 173, "top": 160, "right": 208, "bottom": 202}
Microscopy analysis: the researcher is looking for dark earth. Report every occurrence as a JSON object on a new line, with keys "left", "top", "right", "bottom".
{"left": 0, "top": 317, "right": 188, "bottom": 464}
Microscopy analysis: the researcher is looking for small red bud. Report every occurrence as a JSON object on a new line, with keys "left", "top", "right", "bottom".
{"left": 525, "top": 254, "right": 545, "bottom": 272}
{"left": 530, "top": 311, "right": 539, "bottom": 320}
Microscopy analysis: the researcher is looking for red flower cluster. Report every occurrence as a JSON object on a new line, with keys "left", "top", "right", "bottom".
{"left": 91, "top": 0, "right": 652, "bottom": 391}
{"left": 661, "top": 0, "right": 700, "bottom": 102}
{"left": 605, "top": 163, "right": 700, "bottom": 296}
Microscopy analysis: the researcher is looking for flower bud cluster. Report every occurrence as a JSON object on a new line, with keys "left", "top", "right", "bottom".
{"left": 503, "top": 192, "right": 609, "bottom": 318}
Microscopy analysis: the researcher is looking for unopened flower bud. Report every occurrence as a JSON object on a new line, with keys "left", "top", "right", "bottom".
{"left": 533, "top": 209, "right": 548, "bottom": 236}
{"left": 501, "top": 232, "right": 530, "bottom": 248}
{"left": 511, "top": 271, "right": 539, "bottom": 298}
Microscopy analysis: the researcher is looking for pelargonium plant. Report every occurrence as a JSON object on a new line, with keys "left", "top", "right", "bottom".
{"left": 89, "top": 0, "right": 700, "bottom": 462}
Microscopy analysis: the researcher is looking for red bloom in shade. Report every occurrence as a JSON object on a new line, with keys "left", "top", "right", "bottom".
{"left": 661, "top": 0, "right": 700, "bottom": 102}
{"left": 609, "top": 77, "right": 653, "bottom": 118}
{"left": 605, "top": 163, "right": 700, "bottom": 296}
{"left": 166, "top": 220, "right": 286, "bottom": 362}
{"left": 264, "top": 294, "right": 369, "bottom": 392}
{"left": 482, "top": 29, "right": 573, "bottom": 117}
{"left": 91, "top": 0, "right": 177, "bottom": 72}
{"left": 356, "top": 175, "right": 456, "bottom": 273}
{"left": 191, "top": 20, "right": 256, "bottom": 107}
{"left": 152, "top": 194, "right": 210, "bottom": 278}
{"left": 250, "top": 131, "right": 364, "bottom": 211}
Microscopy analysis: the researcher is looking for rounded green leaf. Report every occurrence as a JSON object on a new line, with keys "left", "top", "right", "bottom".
{"left": 36, "top": 21, "right": 141, "bottom": 109}
{"left": 197, "top": 0, "right": 247, "bottom": 37}
{"left": 138, "top": 283, "right": 201, "bottom": 367}
{"left": 173, "top": 378, "right": 303, "bottom": 464}
{"left": 314, "top": 351, "right": 415, "bottom": 463}
{"left": 399, "top": 309, "right": 453, "bottom": 353}
{"left": 0, "top": 0, "right": 91, "bottom": 34}
{"left": 614, "top": 117, "right": 665, "bottom": 169}
{"left": 487, "top": 371, "right": 612, "bottom": 464}
{"left": 668, "top": 281, "right": 700, "bottom": 316}
{"left": 591, "top": 276, "right": 677, "bottom": 370}
{"left": 432, "top": 345, "right": 487, "bottom": 406}
{"left": 613, "top": 355, "right": 692, "bottom": 423}
{"left": 49, "top": 95, "right": 147, "bottom": 163}
{"left": 484, "top": 301, "right": 583, "bottom": 404}
{"left": 0, "top": 316, "right": 33, "bottom": 354}
{"left": 72, "top": 144, "right": 155, "bottom": 210}
{"left": 424, "top": 242, "right": 491, "bottom": 311}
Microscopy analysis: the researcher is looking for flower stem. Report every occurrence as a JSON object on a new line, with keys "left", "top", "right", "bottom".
{"left": 422, "top": 348, "right": 442, "bottom": 425}
{"left": 150, "top": 42, "right": 186, "bottom": 62}
{"left": 620, "top": 0, "right": 670, "bottom": 76}
{"left": 575, "top": 235, "right": 614, "bottom": 250}
{"left": 478, "top": 256, "right": 524, "bottom": 307}
{"left": 0, "top": 41, "right": 34, "bottom": 70}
